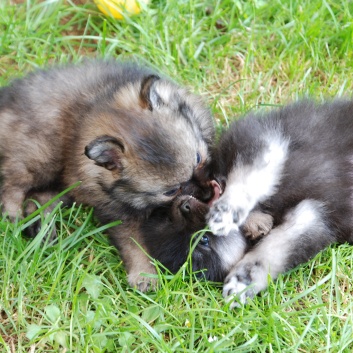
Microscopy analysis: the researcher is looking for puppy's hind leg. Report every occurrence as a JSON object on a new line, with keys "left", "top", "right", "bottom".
{"left": 223, "top": 199, "right": 334, "bottom": 307}
{"left": 0, "top": 161, "right": 36, "bottom": 220}
{"left": 0, "top": 155, "right": 57, "bottom": 220}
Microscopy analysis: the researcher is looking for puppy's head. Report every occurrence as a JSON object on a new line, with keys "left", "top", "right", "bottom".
{"left": 83, "top": 74, "right": 216, "bottom": 212}
{"left": 141, "top": 195, "right": 244, "bottom": 282}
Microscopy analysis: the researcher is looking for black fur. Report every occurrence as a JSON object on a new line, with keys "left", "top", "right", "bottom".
{"left": 142, "top": 195, "right": 256, "bottom": 282}
{"left": 208, "top": 99, "right": 353, "bottom": 305}
{"left": 145, "top": 99, "right": 353, "bottom": 306}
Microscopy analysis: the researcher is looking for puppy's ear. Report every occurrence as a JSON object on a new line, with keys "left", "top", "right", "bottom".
{"left": 85, "top": 135, "right": 125, "bottom": 171}
{"left": 139, "top": 75, "right": 162, "bottom": 110}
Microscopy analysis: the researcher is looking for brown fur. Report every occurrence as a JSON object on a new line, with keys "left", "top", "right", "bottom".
{"left": 241, "top": 210, "right": 273, "bottom": 240}
{"left": 0, "top": 59, "right": 215, "bottom": 290}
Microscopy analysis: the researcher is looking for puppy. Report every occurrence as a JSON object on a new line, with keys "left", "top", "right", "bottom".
{"left": 0, "top": 59, "right": 215, "bottom": 290}
{"left": 142, "top": 195, "right": 273, "bottom": 282}
{"left": 208, "top": 100, "right": 353, "bottom": 306}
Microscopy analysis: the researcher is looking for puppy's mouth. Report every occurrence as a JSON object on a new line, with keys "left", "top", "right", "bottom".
{"left": 208, "top": 179, "right": 223, "bottom": 206}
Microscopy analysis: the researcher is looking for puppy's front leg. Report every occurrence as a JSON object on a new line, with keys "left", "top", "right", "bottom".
{"left": 208, "top": 136, "right": 288, "bottom": 236}
{"left": 223, "top": 200, "right": 333, "bottom": 307}
{"left": 108, "top": 225, "right": 157, "bottom": 292}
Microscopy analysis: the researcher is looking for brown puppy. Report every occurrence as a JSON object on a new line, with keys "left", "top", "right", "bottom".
{"left": 0, "top": 59, "right": 215, "bottom": 290}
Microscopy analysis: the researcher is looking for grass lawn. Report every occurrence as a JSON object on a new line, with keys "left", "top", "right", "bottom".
{"left": 1, "top": 0, "right": 353, "bottom": 352}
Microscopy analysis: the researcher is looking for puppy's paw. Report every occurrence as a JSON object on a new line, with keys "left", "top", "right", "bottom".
{"left": 241, "top": 211, "right": 273, "bottom": 240}
{"left": 208, "top": 199, "right": 243, "bottom": 236}
{"left": 222, "top": 260, "right": 267, "bottom": 308}
{"left": 128, "top": 270, "right": 158, "bottom": 292}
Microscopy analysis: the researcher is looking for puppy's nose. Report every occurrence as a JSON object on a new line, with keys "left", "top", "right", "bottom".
{"left": 180, "top": 200, "right": 191, "bottom": 214}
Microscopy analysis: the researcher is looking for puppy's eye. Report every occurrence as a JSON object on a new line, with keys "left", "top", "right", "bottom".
{"left": 196, "top": 152, "right": 201, "bottom": 165}
{"left": 199, "top": 235, "right": 209, "bottom": 247}
{"left": 163, "top": 186, "right": 181, "bottom": 197}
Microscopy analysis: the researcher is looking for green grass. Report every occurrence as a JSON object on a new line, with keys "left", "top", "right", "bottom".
{"left": 1, "top": 0, "right": 353, "bottom": 351}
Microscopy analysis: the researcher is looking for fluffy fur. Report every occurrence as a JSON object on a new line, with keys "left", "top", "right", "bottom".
{"left": 209, "top": 100, "right": 353, "bottom": 306}
{"left": 0, "top": 59, "right": 215, "bottom": 290}
{"left": 142, "top": 195, "right": 273, "bottom": 282}
{"left": 145, "top": 99, "right": 353, "bottom": 308}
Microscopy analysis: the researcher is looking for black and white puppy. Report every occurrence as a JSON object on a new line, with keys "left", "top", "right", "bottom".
{"left": 208, "top": 99, "right": 353, "bottom": 306}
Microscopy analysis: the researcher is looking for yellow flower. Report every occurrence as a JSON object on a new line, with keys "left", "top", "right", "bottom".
{"left": 94, "top": 0, "right": 149, "bottom": 20}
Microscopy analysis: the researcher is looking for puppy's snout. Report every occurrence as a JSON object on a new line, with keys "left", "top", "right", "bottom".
{"left": 180, "top": 200, "right": 191, "bottom": 214}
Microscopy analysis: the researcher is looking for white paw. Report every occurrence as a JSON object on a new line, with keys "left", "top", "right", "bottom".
{"left": 222, "top": 260, "right": 268, "bottom": 308}
{"left": 223, "top": 279, "right": 253, "bottom": 308}
{"left": 222, "top": 275, "right": 256, "bottom": 308}
{"left": 208, "top": 200, "right": 243, "bottom": 236}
